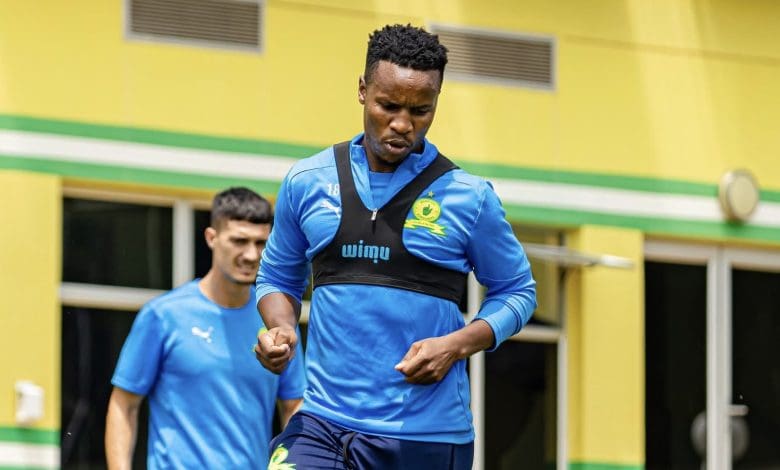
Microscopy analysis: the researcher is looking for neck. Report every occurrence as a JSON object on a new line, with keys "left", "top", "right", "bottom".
{"left": 198, "top": 270, "right": 251, "bottom": 308}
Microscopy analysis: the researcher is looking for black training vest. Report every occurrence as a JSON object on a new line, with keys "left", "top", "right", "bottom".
{"left": 311, "top": 141, "right": 467, "bottom": 303}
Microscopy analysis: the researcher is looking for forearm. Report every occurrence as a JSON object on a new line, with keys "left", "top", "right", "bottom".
{"left": 258, "top": 292, "right": 301, "bottom": 329}
{"left": 447, "top": 319, "right": 495, "bottom": 359}
{"left": 105, "top": 392, "right": 140, "bottom": 470}
{"left": 277, "top": 398, "right": 303, "bottom": 429}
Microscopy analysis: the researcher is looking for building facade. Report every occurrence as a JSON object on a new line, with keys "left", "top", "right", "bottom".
{"left": 1, "top": 1, "right": 779, "bottom": 469}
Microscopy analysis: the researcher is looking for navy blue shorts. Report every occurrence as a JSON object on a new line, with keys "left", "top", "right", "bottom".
{"left": 267, "top": 412, "right": 474, "bottom": 470}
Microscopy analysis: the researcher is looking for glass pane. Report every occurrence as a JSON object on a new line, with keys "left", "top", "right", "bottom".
{"left": 193, "top": 209, "right": 211, "bottom": 279}
{"left": 485, "top": 341, "right": 557, "bottom": 470}
{"left": 63, "top": 198, "right": 173, "bottom": 289}
{"left": 526, "top": 258, "right": 560, "bottom": 326}
{"left": 515, "top": 227, "right": 561, "bottom": 326}
{"left": 645, "top": 262, "right": 706, "bottom": 470}
{"left": 732, "top": 268, "right": 780, "bottom": 469}
{"left": 61, "top": 307, "right": 148, "bottom": 469}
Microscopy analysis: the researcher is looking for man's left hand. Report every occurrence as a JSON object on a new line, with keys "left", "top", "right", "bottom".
{"left": 394, "top": 336, "right": 459, "bottom": 384}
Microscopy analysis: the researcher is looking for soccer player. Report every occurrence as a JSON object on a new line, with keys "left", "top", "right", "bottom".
{"left": 105, "top": 187, "right": 305, "bottom": 469}
{"left": 255, "top": 24, "right": 536, "bottom": 469}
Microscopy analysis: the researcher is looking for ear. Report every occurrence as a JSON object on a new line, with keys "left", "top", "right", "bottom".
{"left": 204, "top": 227, "right": 217, "bottom": 249}
{"left": 358, "top": 75, "right": 367, "bottom": 105}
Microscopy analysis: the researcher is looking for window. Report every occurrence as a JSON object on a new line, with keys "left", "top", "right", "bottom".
{"left": 63, "top": 198, "right": 173, "bottom": 289}
{"left": 60, "top": 190, "right": 209, "bottom": 468}
{"left": 471, "top": 227, "right": 565, "bottom": 470}
{"left": 485, "top": 341, "right": 557, "bottom": 469}
{"left": 61, "top": 307, "right": 149, "bottom": 469}
{"left": 193, "top": 209, "right": 212, "bottom": 279}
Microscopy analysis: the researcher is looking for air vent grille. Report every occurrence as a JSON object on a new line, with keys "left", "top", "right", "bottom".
{"left": 128, "top": 0, "right": 261, "bottom": 50}
{"left": 432, "top": 26, "right": 554, "bottom": 89}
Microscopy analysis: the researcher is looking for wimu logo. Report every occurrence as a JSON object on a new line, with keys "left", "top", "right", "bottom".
{"left": 341, "top": 240, "right": 391, "bottom": 264}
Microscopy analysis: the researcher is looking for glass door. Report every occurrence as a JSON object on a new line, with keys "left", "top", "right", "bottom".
{"left": 645, "top": 242, "right": 780, "bottom": 470}
{"left": 727, "top": 249, "right": 780, "bottom": 469}
{"left": 644, "top": 260, "right": 707, "bottom": 470}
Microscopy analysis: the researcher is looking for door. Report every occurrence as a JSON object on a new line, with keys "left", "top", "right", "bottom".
{"left": 727, "top": 249, "right": 780, "bottom": 469}
{"left": 645, "top": 242, "right": 780, "bottom": 470}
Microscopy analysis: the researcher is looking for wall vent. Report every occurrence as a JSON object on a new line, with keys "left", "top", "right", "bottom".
{"left": 430, "top": 24, "right": 555, "bottom": 90}
{"left": 127, "top": 0, "right": 262, "bottom": 52}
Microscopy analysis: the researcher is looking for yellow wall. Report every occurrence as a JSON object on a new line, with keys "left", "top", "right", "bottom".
{"left": 0, "top": 171, "right": 61, "bottom": 429}
{"left": 1, "top": 0, "right": 779, "bottom": 189}
{"left": 566, "top": 225, "right": 645, "bottom": 465}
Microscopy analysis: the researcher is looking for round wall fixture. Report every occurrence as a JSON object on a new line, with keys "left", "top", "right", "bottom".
{"left": 718, "top": 169, "right": 760, "bottom": 222}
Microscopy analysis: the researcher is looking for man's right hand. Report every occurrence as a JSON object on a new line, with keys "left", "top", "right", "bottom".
{"left": 255, "top": 326, "right": 297, "bottom": 374}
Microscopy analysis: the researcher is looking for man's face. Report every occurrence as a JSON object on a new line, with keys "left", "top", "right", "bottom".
{"left": 359, "top": 60, "right": 441, "bottom": 172}
{"left": 206, "top": 219, "right": 270, "bottom": 286}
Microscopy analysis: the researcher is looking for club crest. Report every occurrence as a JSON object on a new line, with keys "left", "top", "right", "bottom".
{"left": 404, "top": 196, "right": 446, "bottom": 236}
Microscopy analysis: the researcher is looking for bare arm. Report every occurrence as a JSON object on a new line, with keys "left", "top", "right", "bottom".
{"left": 255, "top": 292, "right": 301, "bottom": 374}
{"left": 105, "top": 387, "right": 144, "bottom": 470}
{"left": 394, "top": 319, "right": 495, "bottom": 384}
{"left": 276, "top": 398, "right": 303, "bottom": 429}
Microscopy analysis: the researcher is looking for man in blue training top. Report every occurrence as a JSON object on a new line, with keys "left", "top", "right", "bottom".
{"left": 255, "top": 24, "right": 537, "bottom": 469}
{"left": 106, "top": 187, "right": 306, "bottom": 469}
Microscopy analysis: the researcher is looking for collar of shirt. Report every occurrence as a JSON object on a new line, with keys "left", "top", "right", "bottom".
{"left": 348, "top": 133, "right": 440, "bottom": 209}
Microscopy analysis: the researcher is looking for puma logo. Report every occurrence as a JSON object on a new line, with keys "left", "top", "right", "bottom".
{"left": 320, "top": 200, "right": 341, "bottom": 217}
{"left": 191, "top": 326, "right": 213, "bottom": 343}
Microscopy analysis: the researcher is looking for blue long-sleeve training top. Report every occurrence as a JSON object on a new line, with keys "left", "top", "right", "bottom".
{"left": 257, "top": 134, "right": 536, "bottom": 443}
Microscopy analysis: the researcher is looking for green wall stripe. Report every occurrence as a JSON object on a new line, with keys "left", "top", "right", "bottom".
{"left": 0, "top": 427, "right": 58, "bottom": 445}
{"left": 570, "top": 462, "right": 643, "bottom": 470}
{"left": 3, "top": 154, "right": 779, "bottom": 243}
{"left": 459, "top": 161, "right": 720, "bottom": 197}
{"left": 2, "top": 113, "right": 779, "bottom": 199}
{"left": 505, "top": 204, "right": 780, "bottom": 243}
{"left": 0, "top": 154, "right": 281, "bottom": 196}
{"left": 760, "top": 189, "right": 780, "bottom": 203}
{"left": 0, "top": 114, "right": 319, "bottom": 159}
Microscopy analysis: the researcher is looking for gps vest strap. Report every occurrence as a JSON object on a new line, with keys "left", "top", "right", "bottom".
{"left": 311, "top": 141, "right": 467, "bottom": 303}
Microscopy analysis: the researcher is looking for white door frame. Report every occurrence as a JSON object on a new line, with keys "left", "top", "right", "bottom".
{"left": 645, "top": 240, "right": 780, "bottom": 470}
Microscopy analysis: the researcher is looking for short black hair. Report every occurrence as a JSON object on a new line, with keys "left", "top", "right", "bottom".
{"left": 210, "top": 187, "right": 272, "bottom": 228}
{"left": 364, "top": 24, "right": 448, "bottom": 84}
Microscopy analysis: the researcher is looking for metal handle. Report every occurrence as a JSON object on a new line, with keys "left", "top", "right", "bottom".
{"left": 730, "top": 404, "right": 749, "bottom": 417}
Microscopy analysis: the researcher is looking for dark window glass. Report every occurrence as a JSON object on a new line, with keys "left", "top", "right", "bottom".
{"left": 194, "top": 209, "right": 211, "bottom": 279}
{"left": 732, "top": 268, "right": 780, "bottom": 469}
{"left": 61, "top": 307, "right": 148, "bottom": 469}
{"left": 645, "top": 262, "right": 706, "bottom": 470}
{"left": 63, "top": 198, "right": 172, "bottom": 289}
{"left": 485, "top": 341, "right": 557, "bottom": 470}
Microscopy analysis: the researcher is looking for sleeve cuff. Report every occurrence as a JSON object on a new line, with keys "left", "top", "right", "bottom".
{"left": 255, "top": 285, "right": 285, "bottom": 307}
{"left": 474, "top": 300, "right": 522, "bottom": 352}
